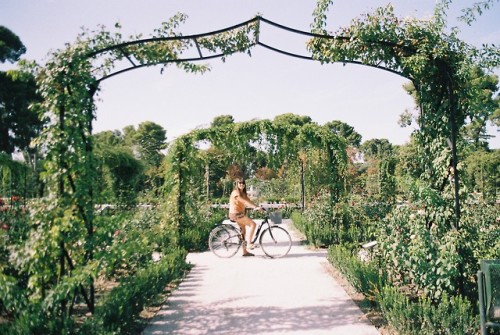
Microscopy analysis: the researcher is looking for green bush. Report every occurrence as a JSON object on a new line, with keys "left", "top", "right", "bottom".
{"left": 327, "top": 241, "right": 481, "bottom": 335}
{"left": 96, "top": 209, "right": 166, "bottom": 278}
{"left": 85, "top": 248, "right": 187, "bottom": 334}
{"left": 0, "top": 299, "right": 77, "bottom": 335}
{"left": 180, "top": 204, "right": 226, "bottom": 251}
{"left": 293, "top": 192, "right": 378, "bottom": 248}
{"left": 378, "top": 285, "right": 477, "bottom": 335}
{"left": 378, "top": 197, "right": 500, "bottom": 301}
{"left": 299, "top": 190, "right": 335, "bottom": 246}
{"left": 327, "top": 244, "right": 384, "bottom": 296}
{"left": 1, "top": 204, "right": 185, "bottom": 334}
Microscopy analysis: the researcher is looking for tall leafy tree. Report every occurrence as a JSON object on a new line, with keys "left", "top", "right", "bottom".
{"left": 211, "top": 114, "right": 234, "bottom": 127}
{"left": 463, "top": 68, "right": 499, "bottom": 148}
{"left": 324, "top": 120, "right": 362, "bottom": 147}
{"left": 134, "top": 121, "right": 167, "bottom": 167}
{"left": 0, "top": 26, "right": 43, "bottom": 155}
{"left": 97, "top": 146, "right": 144, "bottom": 206}
{"left": 401, "top": 68, "right": 499, "bottom": 149}
{"left": 0, "top": 26, "right": 25, "bottom": 63}
{"left": 359, "top": 138, "right": 395, "bottom": 199}
{"left": 122, "top": 125, "right": 137, "bottom": 147}
{"left": 273, "top": 113, "right": 312, "bottom": 127}
{"left": 93, "top": 129, "right": 124, "bottom": 147}
{"left": 360, "top": 138, "right": 394, "bottom": 160}
{"left": 492, "top": 96, "right": 500, "bottom": 128}
{"left": 463, "top": 148, "right": 499, "bottom": 203}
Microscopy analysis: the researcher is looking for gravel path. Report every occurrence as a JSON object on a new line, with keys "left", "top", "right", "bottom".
{"left": 142, "top": 220, "right": 380, "bottom": 335}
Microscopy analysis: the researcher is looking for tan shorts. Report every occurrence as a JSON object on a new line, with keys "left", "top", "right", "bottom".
{"left": 229, "top": 212, "right": 245, "bottom": 222}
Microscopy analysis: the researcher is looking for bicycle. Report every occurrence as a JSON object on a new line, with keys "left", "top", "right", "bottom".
{"left": 208, "top": 209, "right": 292, "bottom": 258}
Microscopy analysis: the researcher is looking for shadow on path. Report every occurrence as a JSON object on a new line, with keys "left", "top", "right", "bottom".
{"left": 142, "top": 220, "right": 379, "bottom": 335}
{"left": 146, "top": 300, "right": 372, "bottom": 335}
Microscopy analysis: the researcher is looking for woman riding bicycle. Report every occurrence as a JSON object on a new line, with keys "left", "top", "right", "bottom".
{"left": 229, "top": 178, "right": 263, "bottom": 257}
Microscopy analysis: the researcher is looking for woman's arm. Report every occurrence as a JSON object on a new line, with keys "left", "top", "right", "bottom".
{"left": 241, "top": 196, "right": 260, "bottom": 210}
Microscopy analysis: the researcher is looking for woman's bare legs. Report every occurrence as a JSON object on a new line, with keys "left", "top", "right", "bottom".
{"left": 236, "top": 215, "right": 256, "bottom": 255}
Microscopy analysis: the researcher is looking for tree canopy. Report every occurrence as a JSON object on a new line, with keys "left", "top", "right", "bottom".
{"left": 0, "top": 27, "right": 43, "bottom": 155}
{"left": 0, "top": 26, "right": 26, "bottom": 63}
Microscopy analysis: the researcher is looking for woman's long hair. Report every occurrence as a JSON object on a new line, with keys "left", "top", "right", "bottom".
{"left": 234, "top": 178, "right": 248, "bottom": 198}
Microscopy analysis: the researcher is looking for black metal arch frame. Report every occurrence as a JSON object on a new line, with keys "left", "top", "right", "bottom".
{"left": 87, "top": 15, "right": 413, "bottom": 84}
{"left": 85, "top": 15, "right": 459, "bottom": 225}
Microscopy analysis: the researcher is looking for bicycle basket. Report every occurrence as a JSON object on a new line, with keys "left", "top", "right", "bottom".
{"left": 269, "top": 211, "right": 282, "bottom": 224}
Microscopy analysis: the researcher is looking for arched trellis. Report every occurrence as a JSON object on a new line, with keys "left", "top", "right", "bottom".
{"left": 30, "top": 10, "right": 470, "bottom": 318}
{"left": 84, "top": 14, "right": 461, "bottom": 223}
{"left": 87, "top": 16, "right": 412, "bottom": 82}
{"left": 167, "top": 119, "right": 348, "bottom": 223}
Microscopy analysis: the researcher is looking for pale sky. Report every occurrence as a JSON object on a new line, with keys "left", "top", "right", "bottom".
{"left": 1, "top": 0, "right": 499, "bottom": 148}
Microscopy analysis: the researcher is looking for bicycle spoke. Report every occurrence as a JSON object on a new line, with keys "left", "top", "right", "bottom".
{"left": 209, "top": 225, "right": 241, "bottom": 258}
{"left": 259, "top": 226, "right": 292, "bottom": 258}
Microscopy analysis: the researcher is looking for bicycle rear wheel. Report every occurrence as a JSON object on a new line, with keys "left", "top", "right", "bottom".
{"left": 259, "top": 226, "right": 292, "bottom": 258}
{"left": 209, "top": 224, "right": 241, "bottom": 258}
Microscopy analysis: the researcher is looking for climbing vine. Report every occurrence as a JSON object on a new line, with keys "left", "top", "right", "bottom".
{"left": 4, "top": 2, "right": 497, "bottom": 330}
{"left": 309, "top": 0, "right": 499, "bottom": 298}
{"left": 8, "top": 12, "right": 260, "bottom": 327}
{"left": 310, "top": 2, "right": 475, "bottom": 183}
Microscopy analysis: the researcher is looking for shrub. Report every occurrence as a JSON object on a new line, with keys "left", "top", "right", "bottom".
{"left": 294, "top": 191, "right": 379, "bottom": 248}
{"left": 327, "top": 244, "right": 384, "bottom": 297}
{"left": 378, "top": 286, "right": 477, "bottom": 335}
{"left": 378, "top": 196, "right": 500, "bottom": 301}
{"left": 327, "top": 243, "right": 479, "bottom": 335}
{"left": 180, "top": 204, "right": 226, "bottom": 252}
{"left": 96, "top": 209, "right": 164, "bottom": 278}
{"left": 299, "top": 190, "right": 335, "bottom": 246}
{"left": 0, "top": 298, "right": 78, "bottom": 335}
{"left": 86, "top": 248, "right": 187, "bottom": 334}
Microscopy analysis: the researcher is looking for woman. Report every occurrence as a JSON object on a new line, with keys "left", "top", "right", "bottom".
{"left": 229, "top": 178, "right": 262, "bottom": 256}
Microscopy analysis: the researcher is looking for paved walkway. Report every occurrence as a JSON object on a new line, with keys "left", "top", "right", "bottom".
{"left": 143, "top": 220, "right": 380, "bottom": 335}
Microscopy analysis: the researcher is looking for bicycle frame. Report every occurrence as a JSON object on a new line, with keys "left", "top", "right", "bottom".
{"left": 225, "top": 212, "right": 272, "bottom": 242}
{"left": 250, "top": 216, "right": 273, "bottom": 244}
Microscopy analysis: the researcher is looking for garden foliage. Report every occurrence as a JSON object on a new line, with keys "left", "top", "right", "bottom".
{"left": 1, "top": 1, "right": 499, "bottom": 333}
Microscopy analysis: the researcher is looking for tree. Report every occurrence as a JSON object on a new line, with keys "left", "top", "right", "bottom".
{"left": 324, "top": 120, "right": 362, "bottom": 147}
{"left": 463, "top": 68, "right": 499, "bottom": 148}
{"left": 322, "top": 121, "right": 362, "bottom": 197}
{"left": 360, "top": 138, "right": 394, "bottom": 160}
{"left": 492, "top": 95, "right": 500, "bottom": 127}
{"left": 211, "top": 115, "right": 234, "bottom": 127}
{"left": 464, "top": 149, "right": 500, "bottom": 203}
{"left": 93, "top": 129, "right": 124, "bottom": 147}
{"left": 0, "top": 26, "right": 43, "bottom": 155}
{"left": 0, "top": 26, "right": 26, "bottom": 63}
{"left": 358, "top": 138, "right": 395, "bottom": 199}
{"left": 93, "top": 124, "right": 169, "bottom": 202}
{"left": 0, "top": 72, "right": 42, "bottom": 154}
{"left": 134, "top": 121, "right": 167, "bottom": 167}
{"left": 96, "top": 146, "right": 144, "bottom": 206}
{"left": 273, "top": 113, "right": 312, "bottom": 127}
{"left": 396, "top": 136, "right": 424, "bottom": 180}
{"left": 122, "top": 125, "right": 137, "bottom": 147}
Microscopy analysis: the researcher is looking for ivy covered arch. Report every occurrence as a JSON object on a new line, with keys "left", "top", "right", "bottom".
{"left": 162, "top": 118, "right": 347, "bottom": 243}
{"left": 21, "top": 3, "right": 491, "bottom": 319}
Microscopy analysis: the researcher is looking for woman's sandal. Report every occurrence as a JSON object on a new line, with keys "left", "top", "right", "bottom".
{"left": 242, "top": 252, "right": 254, "bottom": 257}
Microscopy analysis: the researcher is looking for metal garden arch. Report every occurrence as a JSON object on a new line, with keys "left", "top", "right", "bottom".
{"left": 41, "top": 14, "right": 464, "bottom": 315}
{"left": 85, "top": 15, "right": 462, "bottom": 223}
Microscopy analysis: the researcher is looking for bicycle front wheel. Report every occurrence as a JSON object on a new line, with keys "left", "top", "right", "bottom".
{"left": 209, "top": 224, "right": 241, "bottom": 258}
{"left": 259, "top": 226, "right": 292, "bottom": 258}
